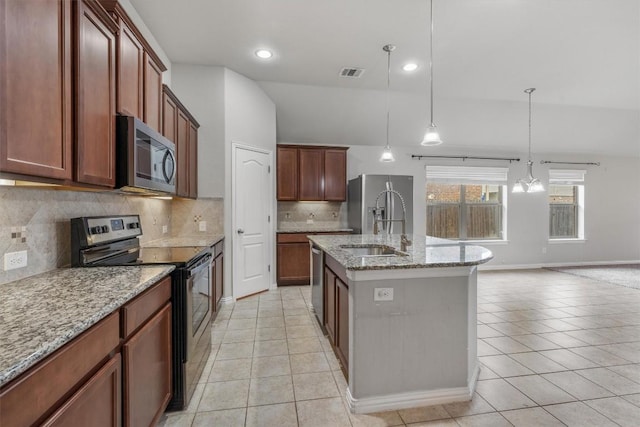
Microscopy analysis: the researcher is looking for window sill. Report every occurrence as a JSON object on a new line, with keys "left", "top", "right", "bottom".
{"left": 548, "top": 238, "right": 586, "bottom": 244}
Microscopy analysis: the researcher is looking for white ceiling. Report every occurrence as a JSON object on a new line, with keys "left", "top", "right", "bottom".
{"left": 130, "top": 0, "right": 640, "bottom": 156}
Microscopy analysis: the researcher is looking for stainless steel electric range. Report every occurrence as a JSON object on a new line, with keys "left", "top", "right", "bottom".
{"left": 70, "top": 215, "right": 212, "bottom": 411}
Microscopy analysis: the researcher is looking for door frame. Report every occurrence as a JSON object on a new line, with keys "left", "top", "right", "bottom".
{"left": 231, "top": 142, "right": 275, "bottom": 301}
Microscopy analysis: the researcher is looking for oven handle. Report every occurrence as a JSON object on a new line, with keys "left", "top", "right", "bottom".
{"left": 188, "top": 254, "right": 213, "bottom": 277}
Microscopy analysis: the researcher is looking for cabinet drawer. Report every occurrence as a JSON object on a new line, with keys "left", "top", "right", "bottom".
{"left": 122, "top": 276, "right": 171, "bottom": 338}
{"left": 277, "top": 233, "right": 311, "bottom": 244}
{"left": 0, "top": 311, "right": 120, "bottom": 427}
{"left": 42, "top": 353, "right": 121, "bottom": 427}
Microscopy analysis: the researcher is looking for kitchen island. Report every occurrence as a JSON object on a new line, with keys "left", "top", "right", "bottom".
{"left": 307, "top": 234, "right": 492, "bottom": 414}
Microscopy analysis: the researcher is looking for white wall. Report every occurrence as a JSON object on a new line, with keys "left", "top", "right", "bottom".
{"left": 171, "top": 64, "right": 226, "bottom": 198}
{"left": 172, "top": 65, "right": 277, "bottom": 298}
{"left": 345, "top": 145, "right": 640, "bottom": 268}
{"left": 223, "top": 69, "right": 277, "bottom": 295}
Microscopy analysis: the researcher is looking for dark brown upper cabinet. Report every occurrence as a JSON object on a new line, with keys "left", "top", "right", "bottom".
{"left": 276, "top": 146, "right": 299, "bottom": 200}
{"left": 162, "top": 85, "right": 199, "bottom": 199}
{"left": 0, "top": 0, "right": 74, "bottom": 181}
{"left": 75, "top": 0, "right": 118, "bottom": 187}
{"left": 99, "top": 0, "right": 168, "bottom": 131}
{"left": 276, "top": 145, "right": 348, "bottom": 202}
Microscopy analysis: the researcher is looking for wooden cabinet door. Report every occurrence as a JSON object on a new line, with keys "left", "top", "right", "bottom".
{"left": 324, "top": 267, "right": 336, "bottom": 344}
{"left": 116, "top": 20, "right": 144, "bottom": 118}
{"left": 42, "top": 354, "right": 121, "bottom": 427}
{"left": 0, "top": 0, "right": 73, "bottom": 180}
{"left": 277, "top": 146, "right": 298, "bottom": 200}
{"left": 324, "top": 149, "right": 347, "bottom": 201}
{"left": 188, "top": 121, "right": 198, "bottom": 198}
{"left": 123, "top": 304, "right": 172, "bottom": 427}
{"left": 162, "top": 90, "right": 177, "bottom": 142}
{"left": 336, "top": 278, "right": 349, "bottom": 374}
{"left": 277, "top": 242, "right": 311, "bottom": 285}
{"left": 75, "top": 0, "right": 116, "bottom": 187}
{"left": 298, "top": 148, "right": 324, "bottom": 200}
{"left": 143, "top": 53, "right": 162, "bottom": 132}
{"left": 176, "top": 109, "right": 190, "bottom": 197}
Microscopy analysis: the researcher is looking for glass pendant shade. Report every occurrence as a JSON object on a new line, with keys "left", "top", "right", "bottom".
{"left": 421, "top": 124, "right": 442, "bottom": 146}
{"left": 380, "top": 146, "right": 395, "bottom": 162}
{"left": 512, "top": 181, "right": 525, "bottom": 193}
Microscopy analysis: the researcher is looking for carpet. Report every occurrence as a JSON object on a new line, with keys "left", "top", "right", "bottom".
{"left": 546, "top": 264, "right": 640, "bottom": 290}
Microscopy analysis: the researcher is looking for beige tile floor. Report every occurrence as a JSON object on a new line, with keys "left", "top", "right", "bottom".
{"left": 159, "top": 269, "right": 640, "bottom": 426}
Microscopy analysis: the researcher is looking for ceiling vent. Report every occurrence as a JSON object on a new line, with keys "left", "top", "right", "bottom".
{"left": 339, "top": 67, "right": 365, "bottom": 78}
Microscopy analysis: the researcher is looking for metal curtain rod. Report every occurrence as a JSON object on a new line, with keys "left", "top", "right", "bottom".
{"left": 411, "top": 154, "right": 520, "bottom": 163}
{"left": 540, "top": 160, "right": 600, "bottom": 166}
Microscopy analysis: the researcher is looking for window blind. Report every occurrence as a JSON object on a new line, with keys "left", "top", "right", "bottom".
{"left": 426, "top": 166, "right": 509, "bottom": 185}
{"left": 549, "top": 169, "right": 586, "bottom": 184}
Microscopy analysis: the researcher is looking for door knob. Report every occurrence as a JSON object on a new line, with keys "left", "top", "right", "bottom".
{"left": 237, "top": 228, "right": 245, "bottom": 234}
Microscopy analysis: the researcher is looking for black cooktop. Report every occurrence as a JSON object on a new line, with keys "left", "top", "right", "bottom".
{"left": 137, "top": 246, "right": 209, "bottom": 266}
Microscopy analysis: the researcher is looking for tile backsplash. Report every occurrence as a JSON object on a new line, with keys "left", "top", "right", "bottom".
{"left": 0, "top": 188, "right": 224, "bottom": 285}
{"left": 277, "top": 201, "right": 347, "bottom": 229}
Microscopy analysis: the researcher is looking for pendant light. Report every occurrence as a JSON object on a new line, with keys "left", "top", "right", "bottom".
{"left": 421, "top": 0, "right": 442, "bottom": 146}
{"left": 513, "top": 88, "right": 544, "bottom": 193}
{"left": 380, "top": 44, "right": 396, "bottom": 162}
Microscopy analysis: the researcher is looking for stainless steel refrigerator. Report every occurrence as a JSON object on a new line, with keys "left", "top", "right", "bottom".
{"left": 348, "top": 174, "right": 413, "bottom": 235}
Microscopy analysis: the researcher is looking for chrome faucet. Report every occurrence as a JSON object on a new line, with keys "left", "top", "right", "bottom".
{"left": 372, "top": 189, "right": 412, "bottom": 251}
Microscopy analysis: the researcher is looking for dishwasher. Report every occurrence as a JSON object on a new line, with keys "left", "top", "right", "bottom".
{"left": 310, "top": 242, "right": 324, "bottom": 325}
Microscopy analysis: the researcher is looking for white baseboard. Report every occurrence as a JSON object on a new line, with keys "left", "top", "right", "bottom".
{"left": 221, "top": 296, "right": 234, "bottom": 304}
{"left": 270, "top": 282, "right": 278, "bottom": 290}
{"left": 346, "top": 381, "right": 475, "bottom": 414}
{"left": 479, "top": 259, "right": 640, "bottom": 271}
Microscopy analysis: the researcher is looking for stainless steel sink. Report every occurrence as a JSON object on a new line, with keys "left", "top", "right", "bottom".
{"left": 339, "top": 245, "right": 408, "bottom": 257}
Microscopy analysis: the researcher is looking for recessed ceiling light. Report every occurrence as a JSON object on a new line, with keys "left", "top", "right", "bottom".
{"left": 255, "top": 49, "right": 273, "bottom": 59}
{"left": 403, "top": 63, "right": 418, "bottom": 72}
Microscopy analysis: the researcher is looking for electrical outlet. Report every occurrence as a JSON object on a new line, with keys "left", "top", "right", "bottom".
{"left": 542, "top": 247, "right": 547, "bottom": 254}
{"left": 306, "top": 219, "right": 314, "bottom": 224}
{"left": 162, "top": 225, "right": 168, "bottom": 234}
{"left": 199, "top": 221, "right": 207, "bottom": 232}
{"left": 374, "top": 287, "right": 393, "bottom": 302}
{"left": 4, "top": 250, "right": 27, "bottom": 271}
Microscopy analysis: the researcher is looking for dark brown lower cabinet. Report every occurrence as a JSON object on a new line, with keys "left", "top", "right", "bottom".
{"left": 324, "top": 267, "right": 337, "bottom": 344}
{"left": 277, "top": 240, "right": 311, "bottom": 285}
{"left": 43, "top": 354, "right": 121, "bottom": 427}
{"left": 336, "top": 278, "right": 349, "bottom": 373}
{"left": 123, "top": 303, "right": 172, "bottom": 427}
{"left": 277, "top": 232, "right": 351, "bottom": 285}
{"left": 323, "top": 260, "right": 349, "bottom": 379}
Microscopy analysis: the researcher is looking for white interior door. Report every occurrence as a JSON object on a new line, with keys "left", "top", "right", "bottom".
{"left": 233, "top": 145, "right": 271, "bottom": 299}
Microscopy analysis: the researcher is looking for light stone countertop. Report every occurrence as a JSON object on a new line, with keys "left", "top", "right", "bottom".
{"left": 0, "top": 265, "right": 174, "bottom": 387}
{"left": 144, "top": 234, "right": 224, "bottom": 248}
{"left": 277, "top": 226, "right": 353, "bottom": 233}
{"left": 308, "top": 234, "right": 493, "bottom": 271}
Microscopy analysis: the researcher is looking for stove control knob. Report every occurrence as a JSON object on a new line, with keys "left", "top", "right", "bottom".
{"left": 90, "top": 226, "right": 101, "bottom": 234}
{"left": 101, "top": 225, "right": 109, "bottom": 233}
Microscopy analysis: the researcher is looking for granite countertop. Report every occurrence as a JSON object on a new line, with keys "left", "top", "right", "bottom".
{"left": 277, "top": 225, "right": 353, "bottom": 233}
{"left": 308, "top": 234, "right": 493, "bottom": 271}
{"left": 0, "top": 265, "right": 174, "bottom": 387}
{"left": 144, "top": 234, "right": 224, "bottom": 248}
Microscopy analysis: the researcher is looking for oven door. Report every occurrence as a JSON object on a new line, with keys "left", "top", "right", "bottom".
{"left": 185, "top": 254, "right": 213, "bottom": 358}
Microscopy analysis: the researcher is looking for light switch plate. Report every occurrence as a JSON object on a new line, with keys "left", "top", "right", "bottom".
{"left": 199, "top": 221, "right": 207, "bottom": 231}
{"left": 162, "top": 225, "right": 168, "bottom": 234}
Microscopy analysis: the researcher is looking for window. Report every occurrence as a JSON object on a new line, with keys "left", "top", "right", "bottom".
{"left": 549, "top": 169, "right": 585, "bottom": 240}
{"left": 426, "top": 166, "right": 507, "bottom": 240}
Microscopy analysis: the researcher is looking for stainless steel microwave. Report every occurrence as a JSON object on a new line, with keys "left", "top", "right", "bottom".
{"left": 116, "top": 116, "right": 176, "bottom": 194}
